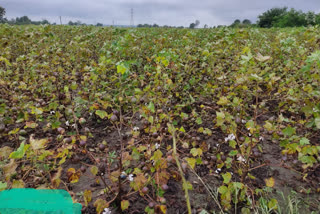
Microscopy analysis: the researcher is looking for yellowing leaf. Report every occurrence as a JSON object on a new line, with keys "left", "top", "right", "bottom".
{"left": 268, "top": 198, "right": 278, "bottom": 210}
{"left": 12, "top": 179, "right": 25, "bottom": 188}
{"left": 255, "top": 53, "right": 271, "bottom": 62}
{"left": 158, "top": 205, "right": 167, "bottom": 214}
{"left": 186, "top": 157, "right": 196, "bottom": 169}
{"left": 3, "top": 159, "right": 17, "bottom": 181}
{"left": 90, "top": 166, "right": 99, "bottom": 176}
{"left": 95, "top": 110, "right": 108, "bottom": 119}
{"left": 0, "top": 182, "right": 7, "bottom": 191}
{"left": 67, "top": 168, "right": 81, "bottom": 183}
{"left": 131, "top": 173, "right": 147, "bottom": 191}
{"left": 117, "top": 63, "right": 127, "bottom": 75}
{"left": 121, "top": 200, "right": 130, "bottom": 211}
{"left": 190, "top": 148, "right": 203, "bottom": 157}
{"left": 94, "top": 198, "right": 109, "bottom": 214}
{"left": 264, "top": 121, "right": 273, "bottom": 131}
{"left": 265, "top": 177, "right": 275, "bottom": 188}
{"left": 84, "top": 190, "right": 92, "bottom": 207}
{"left": 51, "top": 167, "right": 62, "bottom": 188}
{"left": 217, "top": 96, "right": 229, "bottom": 105}
{"left": 30, "top": 137, "right": 48, "bottom": 150}
{"left": 0, "top": 146, "right": 13, "bottom": 159}
{"left": 25, "top": 121, "right": 38, "bottom": 129}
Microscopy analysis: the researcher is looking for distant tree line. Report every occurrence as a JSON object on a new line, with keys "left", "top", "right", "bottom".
{"left": 257, "top": 7, "right": 320, "bottom": 27}
{"left": 230, "top": 7, "right": 320, "bottom": 28}
{"left": 1, "top": 4, "right": 320, "bottom": 28}
{"left": 136, "top": 23, "right": 184, "bottom": 28}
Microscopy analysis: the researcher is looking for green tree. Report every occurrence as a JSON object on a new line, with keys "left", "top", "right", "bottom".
{"left": 0, "top": 5, "right": 5, "bottom": 21}
{"left": 257, "top": 7, "right": 287, "bottom": 28}
{"left": 230, "top": 19, "right": 241, "bottom": 27}
{"left": 305, "top": 11, "right": 316, "bottom": 25}
{"left": 274, "top": 8, "right": 307, "bottom": 27}
{"left": 316, "top": 13, "right": 320, "bottom": 25}
{"left": 242, "top": 19, "right": 251, "bottom": 25}
{"left": 189, "top": 20, "right": 200, "bottom": 29}
{"left": 16, "top": 16, "right": 32, "bottom": 25}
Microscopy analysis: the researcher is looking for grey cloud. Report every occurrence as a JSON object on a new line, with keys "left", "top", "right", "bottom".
{"left": 1, "top": 0, "right": 320, "bottom": 26}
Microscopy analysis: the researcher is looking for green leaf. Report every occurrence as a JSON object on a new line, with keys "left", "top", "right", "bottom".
{"left": 196, "top": 117, "right": 203, "bottom": 125}
{"left": 9, "top": 142, "right": 26, "bottom": 159}
{"left": 229, "top": 150, "right": 238, "bottom": 156}
{"left": 147, "top": 102, "right": 155, "bottom": 113}
{"left": 282, "top": 126, "right": 296, "bottom": 136}
{"left": 95, "top": 110, "right": 108, "bottom": 119}
{"left": 222, "top": 172, "right": 232, "bottom": 184}
{"left": 216, "top": 111, "right": 225, "bottom": 126}
{"left": 232, "top": 182, "right": 243, "bottom": 189}
{"left": 161, "top": 59, "right": 169, "bottom": 67}
{"left": 182, "top": 181, "right": 193, "bottom": 190}
{"left": 299, "top": 137, "right": 310, "bottom": 146}
{"left": 167, "top": 123, "right": 175, "bottom": 135}
{"left": 299, "top": 155, "right": 316, "bottom": 165}
{"left": 70, "top": 81, "right": 78, "bottom": 90}
{"left": 218, "top": 185, "right": 228, "bottom": 194}
{"left": 315, "top": 117, "right": 320, "bottom": 129}
{"left": 229, "top": 140, "right": 237, "bottom": 149}
{"left": 179, "top": 126, "right": 186, "bottom": 133}
{"left": 52, "top": 121, "right": 61, "bottom": 129}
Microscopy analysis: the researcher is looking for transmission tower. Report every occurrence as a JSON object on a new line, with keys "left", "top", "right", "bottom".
{"left": 130, "top": 8, "right": 134, "bottom": 27}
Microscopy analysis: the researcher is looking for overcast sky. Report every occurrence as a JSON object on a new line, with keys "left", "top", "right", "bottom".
{"left": 1, "top": 0, "right": 320, "bottom": 26}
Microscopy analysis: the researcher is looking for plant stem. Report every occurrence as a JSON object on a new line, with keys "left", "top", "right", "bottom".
{"left": 170, "top": 123, "right": 192, "bottom": 214}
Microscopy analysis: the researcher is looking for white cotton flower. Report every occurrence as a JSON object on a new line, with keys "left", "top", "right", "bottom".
{"left": 89, "top": 112, "right": 92, "bottom": 116}
{"left": 241, "top": 119, "right": 246, "bottom": 124}
{"left": 50, "top": 111, "right": 55, "bottom": 114}
{"left": 155, "top": 143, "right": 160, "bottom": 149}
{"left": 65, "top": 121, "right": 70, "bottom": 126}
{"left": 71, "top": 124, "right": 76, "bottom": 129}
{"left": 248, "top": 133, "right": 252, "bottom": 137}
{"left": 237, "top": 155, "right": 246, "bottom": 163}
{"left": 259, "top": 136, "right": 264, "bottom": 141}
{"left": 133, "top": 126, "right": 140, "bottom": 131}
{"left": 128, "top": 174, "right": 134, "bottom": 182}
{"left": 225, "top": 133, "right": 236, "bottom": 142}
{"left": 102, "top": 208, "right": 111, "bottom": 214}
{"left": 215, "top": 168, "right": 222, "bottom": 174}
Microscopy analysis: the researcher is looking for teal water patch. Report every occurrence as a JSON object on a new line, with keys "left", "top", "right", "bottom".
{"left": 0, "top": 189, "right": 82, "bottom": 214}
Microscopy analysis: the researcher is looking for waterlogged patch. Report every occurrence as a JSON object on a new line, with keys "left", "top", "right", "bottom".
{"left": 0, "top": 189, "right": 82, "bottom": 213}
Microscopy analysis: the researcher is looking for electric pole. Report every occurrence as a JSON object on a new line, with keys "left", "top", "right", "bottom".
{"left": 130, "top": 8, "right": 134, "bottom": 27}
